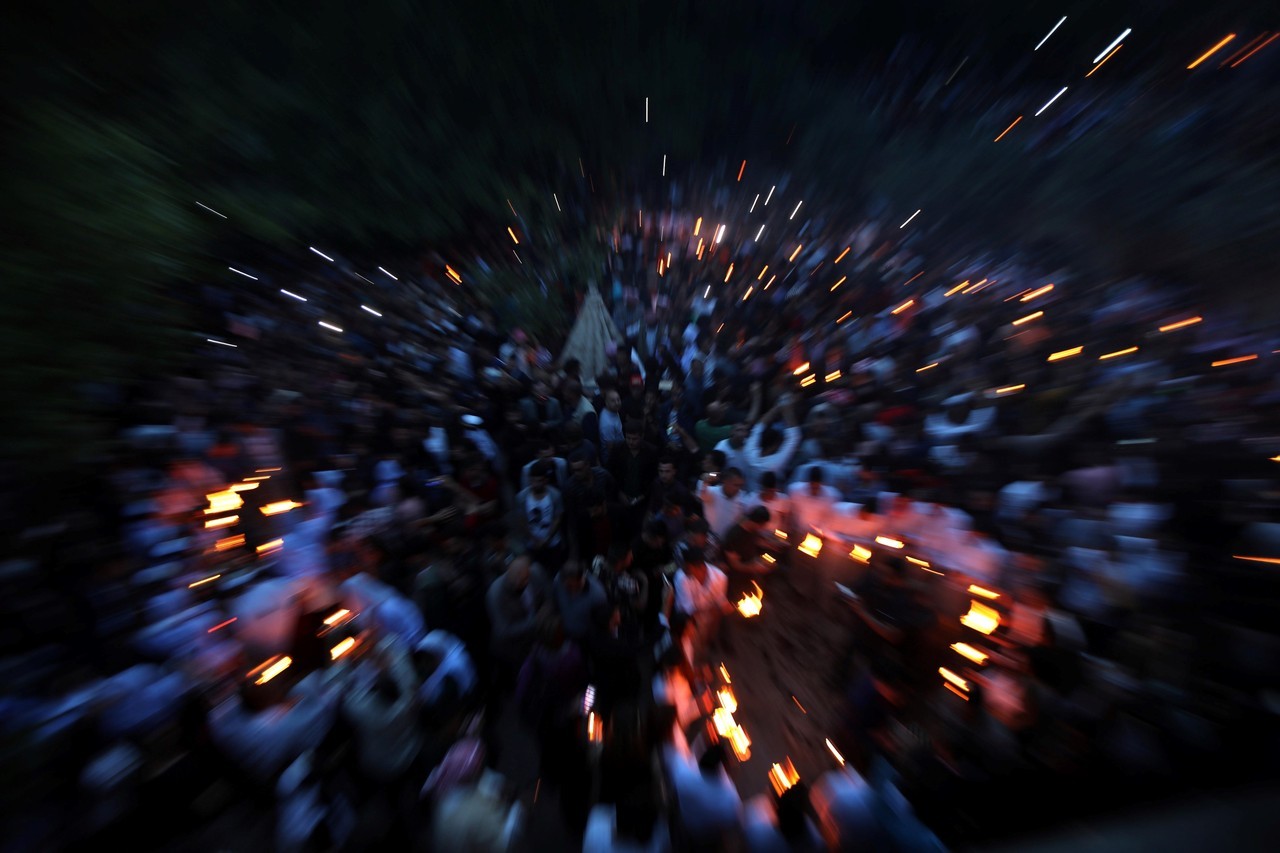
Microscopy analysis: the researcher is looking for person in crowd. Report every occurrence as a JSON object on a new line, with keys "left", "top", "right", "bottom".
{"left": 607, "top": 419, "right": 659, "bottom": 539}
{"left": 788, "top": 466, "right": 842, "bottom": 535}
{"left": 515, "top": 460, "right": 566, "bottom": 574}
{"left": 672, "top": 547, "right": 730, "bottom": 657}
{"left": 697, "top": 466, "right": 755, "bottom": 544}
{"left": 485, "top": 556, "right": 549, "bottom": 686}
{"left": 598, "top": 389, "right": 626, "bottom": 449}
{"left": 551, "top": 560, "right": 609, "bottom": 646}
{"left": 666, "top": 742, "right": 743, "bottom": 850}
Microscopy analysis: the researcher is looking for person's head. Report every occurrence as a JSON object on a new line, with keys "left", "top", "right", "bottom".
{"left": 570, "top": 450, "right": 593, "bottom": 482}
{"left": 629, "top": 376, "right": 645, "bottom": 398}
{"left": 706, "top": 401, "right": 727, "bottom": 424}
{"left": 560, "top": 560, "right": 587, "bottom": 594}
{"left": 721, "top": 467, "right": 746, "bottom": 498}
{"left": 608, "top": 541, "right": 633, "bottom": 571}
{"left": 759, "top": 471, "right": 778, "bottom": 498}
{"left": 605, "top": 390, "right": 622, "bottom": 412}
{"left": 529, "top": 460, "right": 553, "bottom": 494}
{"left": 703, "top": 448, "right": 727, "bottom": 475}
{"left": 562, "top": 379, "right": 583, "bottom": 406}
{"left": 686, "top": 517, "right": 709, "bottom": 549}
{"left": 698, "top": 742, "right": 727, "bottom": 774}
{"left": 658, "top": 457, "right": 678, "bottom": 484}
{"left": 506, "top": 555, "right": 532, "bottom": 592}
{"left": 642, "top": 518, "right": 669, "bottom": 548}
{"left": 760, "top": 425, "right": 783, "bottom": 456}
{"left": 624, "top": 419, "right": 644, "bottom": 451}
{"left": 744, "top": 505, "right": 770, "bottom": 533}
{"left": 807, "top": 465, "right": 826, "bottom": 496}
{"left": 535, "top": 434, "right": 556, "bottom": 460}
{"left": 729, "top": 422, "right": 749, "bottom": 449}
{"left": 561, "top": 419, "right": 583, "bottom": 447}
{"left": 563, "top": 358, "right": 581, "bottom": 380}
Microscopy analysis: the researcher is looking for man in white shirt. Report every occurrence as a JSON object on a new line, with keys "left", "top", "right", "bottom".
{"left": 673, "top": 547, "right": 730, "bottom": 656}
{"left": 598, "top": 389, "right": 626, "bottom": 449}
{"left": 697, "top": 467, "right": 755, "bottom": 542}
{"left": 743, "top": 398, "right": 803, "bottom": 489}
{"left": 714, "top": 423, "right": 752, "bottom": 481}
{"left": 788, "top": 466, "right": 842, "bottom": 535}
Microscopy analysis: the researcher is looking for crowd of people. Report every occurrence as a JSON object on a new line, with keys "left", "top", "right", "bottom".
{"left": 2, "top": 188, "right": 1278, "bottom": 852}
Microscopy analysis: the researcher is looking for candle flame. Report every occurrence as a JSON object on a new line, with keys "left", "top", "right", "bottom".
{"left": 205, "top": 515, "right": 239, "bottom": 529}
{"left": 736, "top": 582, "right": 764, "bottom": 618}
{"left": 261, "top": 500, "right": 303, "bottom": 516}
{"left": 205, "top": 490, "right": 244, "bottom": 514}
{"left": 967, "top": 584, "right": 1000, "bottom": 599}
{"left": 940, "top": 667, "right": 970, "bottom": 692}
{"left": 951, "top": 642, "right": 989, "bottom": 665}
{"left": 251, "top": 655, "right": 292, "bottom": 685}
{"left": 961, "top": 601, "right": 1001, "bottom": 634}
{"left": 768, "top": 758, "right": 801, "bottom": 796}
{"left": 330, "top": 637, "right": 357, "bottom": 660}
{"left": 798, "top": 533, "right": 823, "bottom": 557}
{"left": 849, "top": 544, "right": 872, "bottom": 563}
{"left": 717, "top": 687, "right": 738, "bottom": 714}
{"left": 874, "top": 535, "right": 905, "bottom": 549}
{"left": 323, "top": 609, "right": 351, "bottom": 626}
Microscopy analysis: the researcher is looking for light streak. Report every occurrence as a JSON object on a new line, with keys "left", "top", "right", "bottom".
{"left": 742, "top": 286, "right": 754, "bottom": 301}
{"left": 728, "top": 725, "right": 751, "bottom": 761}
{"left": 1093, "top": 29, "right": 1131, "bottom": 64}
{"left": 694, "top": 217, "right": 702, "bottom": 236}
{"left": 1230, "top": 32, "right": 1279, "bottom": 67}
{"left": 378, "top": 266, "right": 398, "bottom": 280}
{"left": 1234, "top": 555, "right": 1280, "bottom": 565}
{"left": 445, "top": 265, "right": 462, "bottom": 283}
{"left": 765, "top": 185, "right": 775, "bottom": 205}
{"left": 1188, "top": 34, "right": 1237, "bottom": 69}
{"left": 825, "top": 370, "right": 842, "bottom": 382}
{"left": 361, "top": 305, "right": 382, "bottom": 317}
{"left": 940, "top": 667, "right": 969, "bottom": 692}
{"left": 758, "top": 265, "right": 769, "bottom": 280}
{"left": 323, "top": 609, "right": 351, "bottom": 626}
{"left": 207, "top": 338, "right": 237, "bottom": 348}
{"left": 196, "top": 201, "right": 228, "bottom": 218}
{"left": 714, "top": 224, "right": 725, "bottom": 245}
{"left": 696, "top": 238, "right": 704, "bottom": 257}
{"left": 553, "top": 192, "right": 561, "bottom": 211}
{"left": 1212, "top": 354, "right": 1257, "bottom": 367}
{"left": 945, "top": 682, "right": 970, "bottom": 701}
{"left": 1099, "top": 346, "right": 1138, "bottom": 360}
{"left": 261, "top": 500, "right": 303, "bottom": 516}
{"left": 189, "top": 573, "right": 222, "bottom": 588}
{"left": 252, "top": 655, "right": 292, "bottom": 685}
{"left": 961, "top": 601, "right": 1000, "bottom": 634}
{"left": 229, "top": 482, "right": 259, "bottom": 492}
{"left": 280, "top": 289, "right": 307, "bottom": 302}
{"left": 717, "top": 687, "right": 737, "bottom": 713}
{"left": 1159, "top": 316, "right": 1201, "bottom": 332}
{"left": 994, "top": 384, "right": 1026, "bottom": 395}
{"left": 768, "top": 758, "right": 801, "bottom": 796}
{"left": 228, "top": 267, "right": 258, "bottom": 280}
{"left": 790, "top": 200, "right": 803, "bottom": 220}
{"left": 720, "top": 663, "right": 732, "bottom": 684}
{"left": 507, "top": 227, "right": 519, "bottom": 244}
{"left": 755, "top": 224, "right": 765, "bottom": 241}
{"left": 1020, "top": 284, "right": 1054, "bottom": 302}
{"left": 725, "top": 263, "right": 734, "bottom": 282}
{"left": 736, "top": 582, "right": 764, "bottom": 617}
{"left": 318, "top": 321, "right": 343, "bottom": 333}
{"left": 737, "top": 160, "right": 747, "bottom": 182}
{"left": 825, "top": 739, "right": 846, "bottom": 766}
{"left": 775, "top": 530, "right": 788, "bottom": 540}
{"left": 891, "top": 299, "right": 914, "bottom": 315}
{"left": 952, "top": 643, "right": 989, "bottom": 665}
{"left": 789, "top": 244, "right": 803, "bottom": 262}
{"left": 968, "top": 584, "right": 1000, "bottom": 599}
{"left": 645, "top": 96, "right": 649, "bottom": 123}
{"left": 945, "top": 280, "right": 969, "bottom": 297}
{"left": 513, "top": 250, "right": 522, "bottom": 264}
{"left": 1007, "top": 289, "right": 1033, "bottom": 302}
{"left": 994, "top": 116, "right": 1022, "bottom": 142}
{"left": 256, "top": 538, "right": 284, "bottom": 555}
{"left": 330, "top": 638, "right": 356, "bottom": 660}
{"left": 800, "top": 374, "right": 817, "bottom": 388}
{"left": 903, "top": 270, "right": 925, "bottom": 287}
{"left": 899, "top": 209, "right": 921, "bottom": 228}
{"left": 1087, "top": 44, "right": 1122, "bottom": 77}
{"left": 507, "top": 198, "right": 517, "bottom": 217}
{"left": 1035, "top": 86, "right": 1068, "bottom": 117}
{"left": 214, "top": 534, "right": 246, "bottom": 552}
{"left": 205, "top": 490, "right": 243, "bottom": 514}
{"left": 875, "top": 535, "right": 905, "bottom": 549}
{"left": 834, "top": 246, "right": 851, "bottom": 263}
{"left": 207, "top": 617, "right": 236, "bottom": 633}
{"left": 837, "top": 311, "right": 853, "bottom": 324}
{"left": 1221, "top": 33, "right": 1270, "bottom": 67}
{"left": 916, "top": 362, "right": 939, "bottom": 373}
{"left": 667, "top": 252, "right": 672, "bottom": 267}
{"left": 204, "top": 515, "right": 239, "bottom": 529}
{"left": 830, "top": 276, "right": 847, "bottom": 291}
{"left": 750, "top": 193, "right": 760, "bottom": 212}
{"left": 906, "top": 556, "right": 931, "bottom": 568}
{"left": 964, "top": 278, "right": 992, "bottom": 294}
{"left": 849, "top": 544, "right": 872, "bottom": 563}
{"left": 662, "top": 155, "right": 666, "bottom": 177}
{"left": 309, "top": 247, "right": 334, "bottom": 262}
{"left": 798, "top": 533, "right": 823, "bottom": 557}
{"left": 1013, "top": 311, "right": 1043, "bottom": 325}
{"left": 1035, "top": 16, "right": 1067, "bottom": 51}
{"left": 945, "top": 56, "right": 968, "bottom": 85}
{"left": 1047, "top": 346, "right": 1083, "bottom": 362}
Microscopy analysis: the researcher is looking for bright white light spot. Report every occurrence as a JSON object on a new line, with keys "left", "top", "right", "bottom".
{"left": 196, "top": 201, "right": 228, "bottom": 218}
{"left": 662, "top": 155, "right": 666, "bottom": 177}
{"left": 553, "top": 193, "right": 561, "bottom": 211}
{"left": 900, "top": 209, "right": 922, "bottom": 229}
{"left": 360, "top": 305, "right": 382, "bottom": 317}
{"left": 207, "top": 338, "right": 237, "bottom": 347}
{"left": 228, "top": 267, "right": 258, "bottom": 280}
{"left": 764, "top": 185, "right": 775, "bottom": 205}
{"left": 280, "top": 289, "right": 307, "bottom": 302}
{"left": 755, "top": 224, "right": 765, "bottom": 241}
{"left": 309, "top": 247, "right": 335, "bottom": 262}
{"left": 1093, "top": 29, "right": 1131, "bottom": 64}
{"left": 750, "top": 193, "right": 759, "bottom": 213}
{"left": 1035, "top": 86, "right": 1068, "bottom": 116}
{"left": 378, "top": 266, "right": 398, "bottom": 280}
{"left": 790, "top": 201, "right": 803, "bottom": 220}
{"left": 1035, "top": 16, "right": 1067, "bottom": 51}
{"left": 714, "top": 224, "right": 726, "bottom": 245}
{"left": 318, "top": 321, "right": 343, "bottom": 333}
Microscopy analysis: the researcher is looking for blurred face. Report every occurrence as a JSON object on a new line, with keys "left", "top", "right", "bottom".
{"left": 730, "top": 423, "right": 749, "bottom": 448}
{"left": 689, "top": 530, "right": 708, "bottom": 549}
{"left": 723, "top": 475, "right": 744, "bottom": 498}
{"left": 606, "top": 391, "right": 622, "bottom": 412}
{"left": 530, "top": 474, "right": 548, "bottom": 494}
{"left": 572, "top": 460, "right": 590, "bottom": 482}
{"left": 658, "top": 462, "right": 676, "bottom": 483}
{"left": 625, "top": 430, "right": 642, "bottom": 451}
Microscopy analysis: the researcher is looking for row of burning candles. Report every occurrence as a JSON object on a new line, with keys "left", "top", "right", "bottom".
{"left": 187, "top": 473, "right": 305, "bottom": 588}
{"left": 242, "top": 606, "right": 363, "bottom": 686}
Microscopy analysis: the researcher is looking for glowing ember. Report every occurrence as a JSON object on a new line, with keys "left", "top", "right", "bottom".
{"left": 736, "top": 582, "right": 764, "bottom": 618}
{"left": 798, "top": 533, "right": 823, "bottom": 558}
{"left": 951, "top": 642, "right": 989, "bottom": 665}
{"left": 261, "top": 500, "right": 303, "bottom": 516}
{"left": 768, "top": 758, "right": 801, "bottom": 796}
{"left": 205, "top": 490, "right": 244, "bottom": 514}
{"left": 961, "top": 601, "right": 1001, "bottom": 635}
{"left": 252, "top": 655, "right": 292, "bottom": 685}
